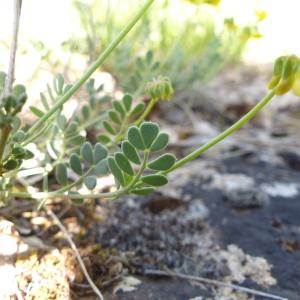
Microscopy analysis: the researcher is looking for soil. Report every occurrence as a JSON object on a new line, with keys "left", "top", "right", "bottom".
{"left": 96, "top": 148, "right": 300, "bottom": 300}
{"left": 1, "top": 65, "right": 300, "bottom": 299}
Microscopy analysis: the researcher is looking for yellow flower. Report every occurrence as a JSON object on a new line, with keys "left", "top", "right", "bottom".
{"left": 184, "top": 0, "right": 221, "bottom": 6}
{"left": 255, "top": 11, "right": 267, "bottom": 22}
{"left": 268, "top": 55, "right": 300, "bottom": 96}
{"left": 292, "top": 65, "right": 300, "bottom": 96}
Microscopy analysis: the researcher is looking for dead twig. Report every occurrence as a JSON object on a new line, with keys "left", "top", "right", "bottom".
{"left": 3, "top": 0, "right": 22, "bottom": 97}
{"left": 46, "top": 208, "right": 104, "bottom": 300}
{"left": 144, "top": 269, "right": 288, "bottom": 300}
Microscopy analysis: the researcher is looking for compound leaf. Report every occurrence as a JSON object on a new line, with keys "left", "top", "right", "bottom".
{"left": 141, "top": 174, "right": 168, "bottom": 187}
{"left": 81, "top": 142, "right": 94, "bottom": 164}
{"left": 108, "top": 110, "right": 121, "bottom": 125}
{"left": 108, "top": 157, "right": 125, "bottom": 186}
{"left": 150, "top": 133, "right": 169, "bottom": 152}
{"left": 122, "top": 94, "right": 133, "bottom": 112}
{"left": 95, "top": 159, "right": 109, "bottom": 175}
{"left": 140, "top": 122, "right": 159, "bottom": 148}
{"left": 103, "top": 121, "right": 115, "bottom": 135}
{"left": 70, "top": 154, "right": 83, "bottom": 175}
{"left": 130, "top": 103, "right": 145, "bottom": 116}
{"left": 84, "top": 175, "right": 97, "bottom": 190}
{"left": 115, "top": 152, "right": 134, "bottom": 176}
{"left": 131, "top": 187, "right": 155, "bottom": 195}
{"left": 127, "top": 126, "right": 145, "bottom": 150}
{"left": 94, "top": 143, "right": 108, "bottom": 163}
{"left": 121, "top": 141, "right": 141, "bottom": 164}
{"left": 148, "top": 154, "right": 176, "bottom": 171}
{"left": 55, "top": 163, "right": 68, "bottom": 186}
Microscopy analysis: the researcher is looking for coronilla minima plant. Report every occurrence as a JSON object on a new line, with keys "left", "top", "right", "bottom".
{"left": 0, "top": 0, "right": 297, "bottom": 209}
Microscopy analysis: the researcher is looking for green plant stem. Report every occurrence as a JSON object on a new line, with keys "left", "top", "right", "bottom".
{"left": 22, "top": 0, "right": 155, "bottom": 144}
{"left": 78, "top": 111, "right": 107, "bottom": 131}
{"left": 8, "top": 190, "right": 119, "bottom": 201}
{"left": 126, "top": 150, "right": 149, "bottom": 190}
{"left": 135, "top": 97, "right": 157, "bottom": 126}
{"left": 7, "top": 91, "right": 275, "bottom": 201}
{"left": 0, "top": 125, "right": 12, "bottom": 162}
{"left": 165, "top": 90, "right": 276, "bottom": 173}
{"left": 8, "top": 152, "right": 150, "bottom": 201}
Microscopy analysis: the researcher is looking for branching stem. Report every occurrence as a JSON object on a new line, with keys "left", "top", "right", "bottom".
{"left": 164, "top": 90, "right": 276, "bottom": 173}
{"left": 6, "top": 91, "right": 276, "bottom": 200}
{"left": 22, "top": 0, "right": 156, "bottom": 144}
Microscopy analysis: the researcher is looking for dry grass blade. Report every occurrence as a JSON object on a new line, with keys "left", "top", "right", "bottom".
{"left": 144, "top": 269, "right": 288, "bottom": 300}
{"left": 47, "top": 208, "right": 104, "bottom": 300}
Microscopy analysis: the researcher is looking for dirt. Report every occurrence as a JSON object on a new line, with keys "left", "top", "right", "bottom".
{"left": 93, "top": 147, "right": 300, "bottom": 300}
{"left": 1, "top": 64, "right": 300, "bottom": 299}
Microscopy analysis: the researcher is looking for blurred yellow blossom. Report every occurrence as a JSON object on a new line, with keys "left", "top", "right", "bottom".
{"left": 183, "top": 0, "right": 221, "bottom": 6}
{"left": 255, "top": 10, "right": 267, "bottom": 22}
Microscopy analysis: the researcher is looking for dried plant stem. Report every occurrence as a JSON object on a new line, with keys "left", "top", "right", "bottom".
{"left": 4, "top": 0, "right": 22, "bottom": 97}
{"left": 0, "top": 0, "right": 22, "bottom": 163}
{"left": 47, "top": 208, "right": 104, "bottom": 300}
{"left": 145, "top": 269, "right": 288, "bottom": 300}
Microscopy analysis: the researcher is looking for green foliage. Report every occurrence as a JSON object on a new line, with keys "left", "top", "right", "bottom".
{"left": 0, "top": 0, "right": 284, "bottom": 212}
{"left": 68, "top": 0, "right": 262, "bottom": 94}
{"left": 148, "top": 154, "right": 176, "bottom": 171}
{"left": 55, "top": 163, "right": 68, "bottom": 186}
{"left": 99, "top": 93, "right": 147, "bottom": 147}
{"left": 121, "top": 141, "right": 141, "bottom": 165}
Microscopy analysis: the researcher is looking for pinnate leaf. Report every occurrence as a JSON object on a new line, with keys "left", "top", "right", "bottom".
{"left": 140, "top": 122, "right": 159, "bottom": 148}
{"left": 122, "top": 94, "right": 133, "bottom": 112}
{"left": 70, "top": 154, "right": 83, "bottom": 175}
{"left": 95, "top": 159, "right": 109, "bottom": 175}
{"left": 94, "top": 143, "right": 108, "bottom": 163}
{"left": 81, "top": 142, "right": 94, "bottom": 164}
{"left": 131, "top": 187, "right": 155, "bottom": 195}
{"left": 84, "top": 176, "right": 97, "bottom": 190}
{"left": 115, "top": 152, "right": 134, "bottom": 176}
{"left": 121, "top": 141, "right": 141, "bottom": 164}
{"left": 103, "top": 121, "right": 115, "bottom": 135}
{"left": 55, "top": 163, "right": 68, "bottom": 186}
{"left": 108, "top": 157, "right": 125, "bottom": 186}
{"left": 148, "top": 154, "right": 176, "bottom": 171}
{"left": 127, "top": 126, "right": 145, "bottom": 150}
{"left": 141, "top": 174, "right": 168, "bottom": 186}
{"left": 97, "top": 134, "right": 111, "bottom": 144}
{"left": 130, "top": 103, "right": 145, "bottom": 116}
{"left": 150, "top": 133, "right": 169, "bottom": 152}
{"left": 108, "top": 110, "right": 121, "bottom": 125}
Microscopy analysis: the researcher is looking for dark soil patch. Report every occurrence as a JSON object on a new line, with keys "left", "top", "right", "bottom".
{"left": 97, "top": 151, "right": 300, "bottom": 300}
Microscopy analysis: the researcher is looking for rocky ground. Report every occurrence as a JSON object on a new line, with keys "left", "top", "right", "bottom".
{"left": 0, "top": 64, "right": 300, "bottom": 299}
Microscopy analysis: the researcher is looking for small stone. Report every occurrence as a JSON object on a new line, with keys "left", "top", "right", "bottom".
{"left": 224, "top": 188, "right": 269, "bottom": 209}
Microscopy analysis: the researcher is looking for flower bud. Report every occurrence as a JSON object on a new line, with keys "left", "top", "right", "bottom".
{"left": 145, "top": 76, "right": 174, "bottom": 101}
{"left": 268, "top": 56, "right": 284, "bottom": 90}
{"left": 275, "top": 56, "right": 298, "bottom": 95}
{"left": 292, "top": 63, "right": 300, "bottom": 96}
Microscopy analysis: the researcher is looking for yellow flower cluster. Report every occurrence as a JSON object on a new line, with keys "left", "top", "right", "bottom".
{"left": 184, "top": 0, "right": 221, "bottom": 6}
{"left": 268, "top": 55, "right": 300, "bottom": 96}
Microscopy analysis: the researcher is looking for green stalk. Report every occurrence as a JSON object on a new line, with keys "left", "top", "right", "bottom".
{"left": 135, "top": 98, "right": 157, "bottom": 126}
{"left": 6, "top": 90, "right": 276, "bottom": 201}
{"left": 23, "top": 0, "right": 156, "bottom": 143}
{"left": 0, "top": 125, "right": 12, "bottom": 162}
{"left": 165, "top": 90, "right": 276, "bottom": 173}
